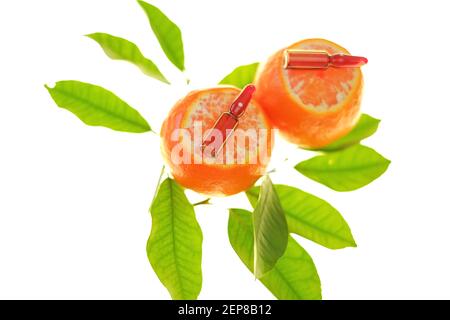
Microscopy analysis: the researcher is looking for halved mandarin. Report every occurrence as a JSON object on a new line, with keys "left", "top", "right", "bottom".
{"left": 160, "top": 87, "right": 273, "bottom": 196}
{"left": 254, "top": 38, "right": 363, "bottom": 148}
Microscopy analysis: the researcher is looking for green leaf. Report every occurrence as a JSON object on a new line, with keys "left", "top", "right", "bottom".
{"left": 228, "top": 209, "right": 321, "bottom": 300}
{"left": 45, "top": 81, "right": 150, "bottom": 133}
{"left": 219, "top": 63, "right": 259, "bottom": 88}
{"left": 318, "top": 114, "right": 380, "bottom": 151}
{"left": 252, "top": 176, "right": 288, "bottom": 278}
{"left": 295, "top": 144, "right": 391, "bottom": 191}
{"left": 148, "top": 178, "right": 203, "bottom": 300}
{"left": 138, "top": 1, "right": 184, "bottom": 71}
{"left": 246, "top": 185, "right": 356, "bottom": 249}
{"left": 86, "top": 33, "right": 169, "bottom": 84}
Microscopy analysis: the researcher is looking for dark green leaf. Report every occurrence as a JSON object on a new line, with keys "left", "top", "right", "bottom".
{"left": 247, "top": 185, "right": 356, "bottom": 249}
{"left": 295, "top": 144, "right": 391, "bottom": 191}
{"left": 45, "top": 80, "right": 150, "bottom": 133}
{"left": 138, "top": 1, "right": 184, "bottom": 71}
{"left": 253, "top": 176, "right": 288, "bottom": 278}
{"left": 86, "top": 33, "right": 169, "bottom": 83}
{"left": 228, "top": 209, "right": 321, "bottom": 300}
{"left": 219, "top": 63, "right": 259, "bottom": 88}
{"left": 318, "top": 114, "right": 380, "bottom": 151}
{"left": 148, "top": 178, "right": 203, "bottom": 300}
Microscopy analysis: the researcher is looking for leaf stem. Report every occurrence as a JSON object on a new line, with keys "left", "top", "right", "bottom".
{"left": 149, "top": 128, "right": 158, "bottom": 135}
{"left": 192, "top": 198, "right": 211, "bottom": 207}
{"left": 151, "top": 165, "right": 166, "bottom": 209}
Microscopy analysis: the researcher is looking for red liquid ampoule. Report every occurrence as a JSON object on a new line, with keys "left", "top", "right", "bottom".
{"left": 284, "top": 50, "right": 368, "bottom": 69}
{"left": 202, "top": 85, "right": 256, "bottom": 156}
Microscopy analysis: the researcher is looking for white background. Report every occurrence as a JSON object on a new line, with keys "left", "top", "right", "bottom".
{"left": 1, "top": 0, "right": 449, "bottom": 299}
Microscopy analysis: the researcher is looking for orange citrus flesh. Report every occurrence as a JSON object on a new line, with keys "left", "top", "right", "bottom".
{"left": 254, "top": 38, "right": 363, "bottom": 148}
{"left": 160, "top": 87, "right": 273, "bottom": 196}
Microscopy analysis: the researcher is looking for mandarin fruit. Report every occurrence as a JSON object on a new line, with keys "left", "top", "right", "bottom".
{"left": 254, "top": 38, "right": 363, "bottom": 148}
{"left": 160, "top": 87, "right": 273, "bottom": 196}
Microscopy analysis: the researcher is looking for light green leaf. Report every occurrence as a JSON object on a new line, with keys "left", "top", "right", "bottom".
{"left": 219, "top": 63, "right": 259, "bottom": 88}
{"left": 295, "top": 144, "right": 391, "bottom": 191}
{"left": 86, "top": 33, "right": 169, "bottom": 84}
{"left": 253, "top": 176, "right": 288, "bottom": 278}
{"left": 147, "top": 178, "right": 203, "bottom": 300}
{"left": 246, "top": 185, "right": 356, "bottom": 249}
{"left": 45, "top": 80, "right": 150, "bottom": 133}
{"left": 138, "top": 1, "right": 184, "bottom": 71}
{"left": 228, "top": 209, "right": 321, "bottom": 300}
{"left": 318, "top": 114, "right": 380, "bottom": 151}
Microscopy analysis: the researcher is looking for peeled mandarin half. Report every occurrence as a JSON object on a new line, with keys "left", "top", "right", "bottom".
{"left": 254, "top": 38, "right": 363, "bottom": 148}
{"left": 160, "top": 87, "right": 273, "bottom": 196}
